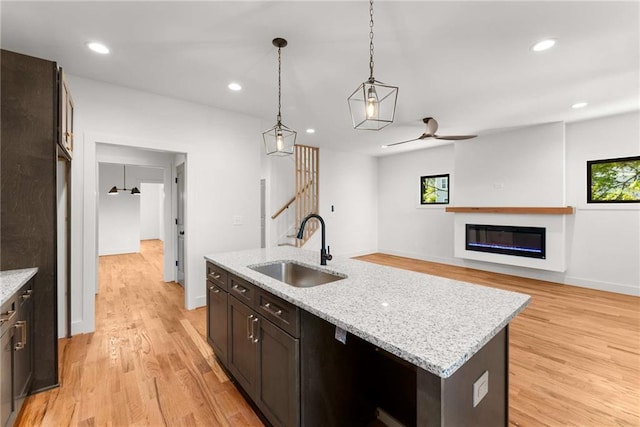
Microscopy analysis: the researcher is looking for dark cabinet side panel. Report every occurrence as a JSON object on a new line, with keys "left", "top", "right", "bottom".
{"left": 1, "top": 49, "right": 59, "bottom": 391}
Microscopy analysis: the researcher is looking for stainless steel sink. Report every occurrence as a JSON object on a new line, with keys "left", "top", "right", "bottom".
{"left": 248, "top": 261, "right": 346, "bottom": 288}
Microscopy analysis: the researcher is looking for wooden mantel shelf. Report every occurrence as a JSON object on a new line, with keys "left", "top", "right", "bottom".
{"left": 445, "top": 206, "right": 575, "bottom": 215}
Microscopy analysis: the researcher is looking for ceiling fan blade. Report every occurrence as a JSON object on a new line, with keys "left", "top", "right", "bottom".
{"left": 385, "top": 133, "right": 431, "bottom": 147}
{"left": 433, "top": 135, "right": 477, "bottom": 140}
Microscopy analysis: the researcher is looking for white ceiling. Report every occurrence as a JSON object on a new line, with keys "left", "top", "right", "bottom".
{"left": 2, "top": 1, "right": 638, "bottom": 156}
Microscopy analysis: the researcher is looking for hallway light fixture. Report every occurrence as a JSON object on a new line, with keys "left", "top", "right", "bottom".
{"left": 262, "top": 38, "right": 296, "bottom": 156}
{"left": 108, "top": 164, "right": 141, "bottom": 195}
{"left": 347, "top": 0, "right": 398, "bottom": 131}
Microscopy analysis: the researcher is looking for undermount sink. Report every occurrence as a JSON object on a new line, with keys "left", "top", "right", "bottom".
{"left": 248, "top": 261, "right": 346, "bottom": 288}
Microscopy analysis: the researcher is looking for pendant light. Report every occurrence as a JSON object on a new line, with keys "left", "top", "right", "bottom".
{"left": 107, "top": 164, "right": 141, "bottom": 195}
{"left": 262, "top": 38, "right": 296, "bottom": 156}
{"left": 347, "top": 0, "right": 398, "bottom": 131}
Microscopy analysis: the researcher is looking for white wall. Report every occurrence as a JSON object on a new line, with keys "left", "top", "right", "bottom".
{"left": 140, "top": 183, "right": 164, "bottom": 241}
{"left": 378, "top": 113, "right": 639, "bottom": 296}
{"left": 565, "top": 111, "right": 639, "bottom": 295}
{"left": 378, "top": 144, "right": 455, "bottom": 264}
{"left": 98, "top": 163, "right": 141, "bottom": 255}
{"left": 69, "top": 75, "right": 263, "bottom": 334}
{"left": 303, "top": 148, "right": 379, "bottom": 257}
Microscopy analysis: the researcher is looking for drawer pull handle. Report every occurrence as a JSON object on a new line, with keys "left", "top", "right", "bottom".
{"left": 210, "top": 273, "right": 221, "bottom": 280}
{"left": 264, "top": 303, "right": 283, "bottom": 317}
{"left": 232, "top": 285, "right": 247, "bottom": 294}
{"left": 0, "top": 310, "right": 16, "bottom": 324}
{"left": 14, "top": 320, "right": 27, "bottom": 351}
{"left": 21, "top": 289, "right": 33, "bottom": 301}
{"left": 247, "top": 314, "right": 254, "bottom": 340}
{"left": 209, "top": 286, "right": 220, "bottom": 293}
{"left": 252, "top": 317, "right": 260, "bottom": 344}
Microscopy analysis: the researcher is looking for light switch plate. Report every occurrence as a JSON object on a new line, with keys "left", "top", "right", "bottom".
{"left": 473, "top": 370, "right": 489, "bottom": 407}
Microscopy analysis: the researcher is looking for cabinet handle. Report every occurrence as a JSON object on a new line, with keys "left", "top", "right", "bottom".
{"left": 247, "top": 314, "right": 254, "bottom": 340}
{"left": 0, "top": 310, "right": 16, "bottom": 325}
{"left": 14, "top": 320, "right": 26, "bottom": 351}
{"left": 209, "top": 286, "right": 220, "bottom": 293}
{"left": 211, "top": 273, "right": 221, "bottom": 279}
{"left": 263, "top": 302, "right": 283, "bottom": 317}
{"left": 21, "top": 289, "right": 33, "bottom": 301}
{"left": 232, "top": 284, "right": 247, "bottom": 294}
{"left": 252, "top": 317, "right": 260, "bottom": 344}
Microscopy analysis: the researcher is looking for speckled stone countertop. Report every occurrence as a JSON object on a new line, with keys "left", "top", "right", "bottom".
{"left": 0, "top": 268, "right": 37, "bottom": 306}
{"left": 205, "top": 247, "right": 530, "bottom": 378}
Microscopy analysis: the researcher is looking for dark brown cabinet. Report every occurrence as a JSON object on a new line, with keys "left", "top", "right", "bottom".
{"left": 227, "top": 296, "right": 259, "bottom": 396}
{"left": 2, "top": 49, "right": 69, "bottom": 392}
{"left": 13, "top": 285, "right": 34, "bottom": 404}
{"left": 0, "top": 278, "right": 35, "bottom": 427}
{"left": 206, "top": 265, "right": 300, "bottom": 427}
{"left": 255, "top": 315, "right": 299, "bottom": 427}
{"left": 58, "top": 69, "right": 74, "bottom": 159}
{"left": 0, "top": 321, "right": 13, "bottom": 427}
{"left": 206, "top": 282, "right": 228, "bottom": 365}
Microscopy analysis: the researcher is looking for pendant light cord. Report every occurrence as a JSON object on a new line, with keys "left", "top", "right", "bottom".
{"left": 277, "top": 45, "right": 282, "bottom": 124}
{"left": 368, "top": 0, "right": 375, "bottom": 82}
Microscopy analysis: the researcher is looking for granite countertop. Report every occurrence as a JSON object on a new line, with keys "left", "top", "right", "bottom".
{"left": 0, "top": 268, "right": 38, "bottom": 306}
{"left": 205, "top": 247, "right": 530, "bottom": 378}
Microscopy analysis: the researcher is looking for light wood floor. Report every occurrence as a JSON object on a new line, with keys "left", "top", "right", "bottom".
{"left": 17, "top": 242, "right": 639, "bottom": 426}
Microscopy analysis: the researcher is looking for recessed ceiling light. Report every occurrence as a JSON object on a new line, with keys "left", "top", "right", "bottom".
{"left": 531, "top": 38, "right": 556, "bottom": 52}
{"left": 306, "top": 128, "right": 315, "bottom": 134}
{"left": 86, "top": 42, "right": 110, "bottom": 54}
{"left": 571, "top": 102, "right": 588, "bottom": 109}
{"left": 381, "top": 145, "right": 389, "bottom": 149}
{"left": 228, "top": 82, "right": 242, "bottom": 91}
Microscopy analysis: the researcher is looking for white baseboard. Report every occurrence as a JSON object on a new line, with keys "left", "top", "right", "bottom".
{"left": 70, "top": 319, "right": 90, "bottom": 336}
{"left": 377, "top": 248, "right": 639, "bottom": 297}
{"left": 191, "top": 294, "right": 206, "bottom": 310}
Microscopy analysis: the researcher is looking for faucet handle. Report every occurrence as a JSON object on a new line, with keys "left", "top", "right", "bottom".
{"left": 326, "top": 246, "right": 333, "bottom": 261}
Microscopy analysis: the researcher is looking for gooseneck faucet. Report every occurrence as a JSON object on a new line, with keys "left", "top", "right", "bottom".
{"left": 297, "top": 213, "right": 332, "bottom": 265}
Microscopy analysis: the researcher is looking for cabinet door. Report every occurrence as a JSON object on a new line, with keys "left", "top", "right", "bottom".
{"left": 207, "top": 282, "right": 228, "bottom": 366}
{"left": 59, "top": 69, "right": 74, "bottom": 158}
{"left": 228, "top": 297, "right": 258, "bottom": 397}
{"left": 0, "top": 327, "right": 13, "bottom": 427}
{"left": 14, "top": 286, "right": 33, "bottom": 400}
{"left": 256, "top": 318, "right": 300, "bottom": 427}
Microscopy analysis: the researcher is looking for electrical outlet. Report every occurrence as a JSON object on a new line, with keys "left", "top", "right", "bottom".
{"left": 473, "top": 370, "right": 489, "bottom": 407}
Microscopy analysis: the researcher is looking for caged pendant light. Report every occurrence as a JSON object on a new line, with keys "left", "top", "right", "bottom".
{"left": 108, "top": 164, "right": 141, "bottom": 195}
{"left": 262, "top": 38, "right": 296, "bottom": 156}
{"left": 347, "top": 0, "right": 398, "bottom": 131}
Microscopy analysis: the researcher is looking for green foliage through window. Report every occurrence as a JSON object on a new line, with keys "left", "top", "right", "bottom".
{"left": 420, "top": 174, "right": 449, "bottom": 205}
{"left": 587, "top": 156, "right": 640, "bottom": 203}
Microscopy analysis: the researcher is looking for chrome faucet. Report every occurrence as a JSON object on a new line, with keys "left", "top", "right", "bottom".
{"left": 297, "top": 213, "right": 332, "bottom": 265}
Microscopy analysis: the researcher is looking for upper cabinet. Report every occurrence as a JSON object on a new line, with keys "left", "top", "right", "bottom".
{"left": 58, "top": 69, "right": 74, "bottom": 159}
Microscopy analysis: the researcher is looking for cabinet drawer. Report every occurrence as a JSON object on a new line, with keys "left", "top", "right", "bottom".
{"left": 206, "top": 262, "right": 228, "bottom": 291}
{"left": 256, "top": 289, "right": 300, "bottom": 338}
{"left": 229, "top": 275, "right": 254, "bottom": 306}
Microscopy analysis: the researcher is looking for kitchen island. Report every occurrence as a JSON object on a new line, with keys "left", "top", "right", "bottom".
{"left": 204, "top": 247, "right": 530, "bottom": 427}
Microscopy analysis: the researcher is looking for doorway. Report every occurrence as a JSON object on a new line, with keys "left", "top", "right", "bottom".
{"left": 176, "top": 163, "right": 185, "bottom": 286}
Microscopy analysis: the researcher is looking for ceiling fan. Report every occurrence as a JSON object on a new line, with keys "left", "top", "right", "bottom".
{"left": 384, "top": 117, "right": 477, "bottom": 147}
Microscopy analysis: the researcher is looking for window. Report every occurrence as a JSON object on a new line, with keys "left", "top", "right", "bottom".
{"left": 587, "top": 156, "right": 640, "bottom": 203}
{"left": 420, "top": 174, "right": 450, "bottom": 205}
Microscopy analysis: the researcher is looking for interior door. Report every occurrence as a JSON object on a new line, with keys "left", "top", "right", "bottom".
{"left": 176, "top": 163, "right": 185, "bottom": 286}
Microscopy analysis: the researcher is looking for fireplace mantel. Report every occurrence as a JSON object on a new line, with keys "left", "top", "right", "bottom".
{"left": 445, "top": 206, "right": 574, "bottom": 215}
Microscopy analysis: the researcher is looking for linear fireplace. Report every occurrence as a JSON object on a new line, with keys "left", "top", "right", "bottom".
{"left": 466, "top": 224, "right": 546, "bottom": 259}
